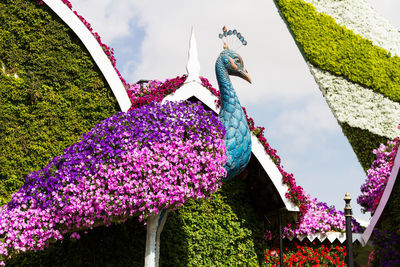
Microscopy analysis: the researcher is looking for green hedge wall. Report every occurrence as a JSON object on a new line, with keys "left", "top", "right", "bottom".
{"left": 340, "top": 122, "right": 389, "bottom": 172}
{"left": 160, "top": 178, "right": 265, "bottom": 266}
{"left": 274, "top": 0, "right": 400, "bottom": 102}
{"left": 0, "top": 0, "right": 119, "bottom": 204}
{"left": 7, "top": 178, "right": 266, "bottom": 266}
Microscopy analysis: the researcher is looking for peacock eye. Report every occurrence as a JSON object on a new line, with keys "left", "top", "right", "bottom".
{"left": 235, "top": 58, "right": 242, "bottom": 67}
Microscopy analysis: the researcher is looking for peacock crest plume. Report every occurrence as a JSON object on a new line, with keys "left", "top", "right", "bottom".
{"left": 216, "top": 26, "right": 252, "bottom": 180}
{"left": 218, "top": 26, "right": 248, "bottom": 50}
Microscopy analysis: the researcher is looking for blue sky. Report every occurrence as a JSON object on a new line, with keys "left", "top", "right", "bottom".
{"left": 68, "top": 0, "right": 400, "bottom": 223}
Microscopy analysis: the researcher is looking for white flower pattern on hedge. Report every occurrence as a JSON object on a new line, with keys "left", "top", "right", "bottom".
{"left": 309, "top": 63, "right": 400, "bottom": 139}
{"left": 303, "top": 0, "right": 400, "bottom": 57}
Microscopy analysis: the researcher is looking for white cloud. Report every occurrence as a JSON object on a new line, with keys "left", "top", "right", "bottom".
{"left": 268, "top": 95, "right": 338, "bottom": 153}
{"left": 67, "top": 0, "right": 140, "bottom": 42}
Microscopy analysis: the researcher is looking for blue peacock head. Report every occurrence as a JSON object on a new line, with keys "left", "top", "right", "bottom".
{"left": 217, "top": 26, "right": 251, "bottom": 84}
{"left": 217, "top": 49, "right": 252, "bottom": 84}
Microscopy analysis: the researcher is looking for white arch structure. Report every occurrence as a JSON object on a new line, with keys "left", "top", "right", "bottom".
{"left": 43, "top": 0, "right": 132, "bottom": 112}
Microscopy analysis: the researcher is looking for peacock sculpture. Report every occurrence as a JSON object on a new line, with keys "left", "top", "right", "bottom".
{"left": 216, "top": 27, "right": 252, "bottom": 180}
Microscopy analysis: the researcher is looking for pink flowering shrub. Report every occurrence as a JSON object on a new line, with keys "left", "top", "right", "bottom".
{"left": 357, "top": 137, "right": 399, "bottom": 213}
{"left": 0, "top": 101, "right": 226, "bottom": 264}
{"left": 126, "top": 76, "right": 187, "bottom": 109}
{"left": 284, "top": 194, "right": 361, "bottom": 237}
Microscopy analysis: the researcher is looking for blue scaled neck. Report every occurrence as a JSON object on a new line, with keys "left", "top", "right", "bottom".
{"left": 216, "top": 59, "right": 237, "bottom": 109}
{"left": 215, "top": 57, "right": 252, "bottom": 180}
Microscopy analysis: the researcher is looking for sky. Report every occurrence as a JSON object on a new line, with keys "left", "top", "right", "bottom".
{"left": 67, "top": 0, "right": 400, "bottom": 223}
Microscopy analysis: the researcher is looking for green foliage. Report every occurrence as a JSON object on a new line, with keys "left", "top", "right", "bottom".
{"left": 161, "top": 178, "right": 265, "bottom": 266}
{"left": 340, "top": 122, "right": 388, "bottom": 172}
{"left": 8, "top": 178, "right": 266, "bottom": 266}
{"left": 275, "top": 0, "right": 400, "bottom": 102}
{"left": 0, "top": 0, "right": 119, "bottom": 204}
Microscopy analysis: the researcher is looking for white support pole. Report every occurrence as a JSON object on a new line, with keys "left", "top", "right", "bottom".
{"left": 144, "top": 209, "right": 169, "bottom": 267}
{"left": 144, "top": 214, "right": 157, "bottom": 267}
{"left": 155, "top": 209, "right": 169, "bottom": 266}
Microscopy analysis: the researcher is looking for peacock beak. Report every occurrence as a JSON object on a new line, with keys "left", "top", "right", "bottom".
{"left": 241, "top": 69, "right": 252, "bottom": 84}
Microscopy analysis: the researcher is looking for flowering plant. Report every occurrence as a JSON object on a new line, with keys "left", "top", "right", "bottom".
{"left": 0, "top": 101, "right": 226, "bottom": 264}
{"left": 126, "top": 75, "right": 221, "bottom": 110}
{"left": 357, "top": 137, "right": 399, "bottom": 213}
{"left": 265, "top": 241, "right": 346, "bottom": 267}
{"left": 284, "top": 194, "right": 362, "bottom": 237}
{"left": 126, "top": 76, "right": 187, "bottom": 109}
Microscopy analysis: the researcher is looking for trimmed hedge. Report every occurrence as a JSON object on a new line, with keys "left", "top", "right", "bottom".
{"left": 0, "top": 0, "right": 119, "bottom": 204}
{"left": 160, "top": 178, "right": 265, "bottom": 266}
{"left": 340, "top": 122, "right": 389, "bottom": 172}
{"left": 274, "top": 0, "right": 400, "bottom": 102}
{"left": 7, "top": 178, "right": 266, "bottom": 266}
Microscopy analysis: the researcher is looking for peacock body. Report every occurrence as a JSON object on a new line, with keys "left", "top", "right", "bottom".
{"left": 216, "top": 49, "right": 252, "bottom": 180}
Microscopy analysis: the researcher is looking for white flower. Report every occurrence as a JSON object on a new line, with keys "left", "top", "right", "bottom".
{"left": 309, "top": 63, "right": 400, "bottom": 139}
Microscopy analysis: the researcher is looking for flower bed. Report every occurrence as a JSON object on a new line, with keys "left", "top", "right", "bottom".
{"left": 309, "top": 62, "right": 400, "bottom": 171}
{"left": 127, "top": 76, "right": 187, "bottom": 109}
{"left": 265, "top": 241, "right": 346, "bottom": 266}
{"left": 0, "top": 101, "right": 226, "bottom": 264}
{"left": 284, "top": 194, "right": 361, "bottom": 237}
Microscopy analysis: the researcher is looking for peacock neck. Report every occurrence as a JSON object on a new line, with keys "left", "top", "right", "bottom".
{"left": 215, "top": 58, "right": 241, "bottom": 111}
{"left": 215, "top": 56, "right": 252, "bottom": 180}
